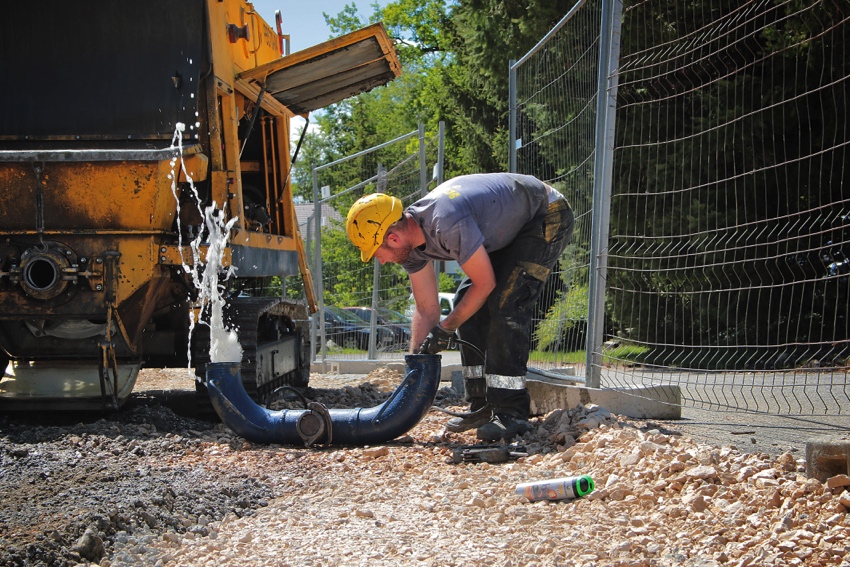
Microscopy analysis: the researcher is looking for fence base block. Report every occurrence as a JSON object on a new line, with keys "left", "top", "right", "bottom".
{"left": 805, "top": 437, "right": 850, "bottom": 482}
{"left": 527, "top": 377, "right": 681, "bottom": 420}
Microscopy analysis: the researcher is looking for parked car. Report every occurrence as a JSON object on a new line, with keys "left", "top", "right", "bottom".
{"left": 343, "top": 307, "right": 412, "bottom": 351}
{"left": 403, "top": 292, "right": 459, "bottom": 349}
{"left": 322, "top": 306, "right": 394, "bottom": 351}
{"left": 404, "top": 292, "right": 456, "bottom": 321}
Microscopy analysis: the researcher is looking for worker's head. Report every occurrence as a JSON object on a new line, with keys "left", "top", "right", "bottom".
{"left": 346, "top": 193, "right": 404, "bottom": 262}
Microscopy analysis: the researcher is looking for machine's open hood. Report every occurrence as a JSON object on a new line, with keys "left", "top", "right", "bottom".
{"left": 238, "top": 23, "right": 401, "bottom": 115}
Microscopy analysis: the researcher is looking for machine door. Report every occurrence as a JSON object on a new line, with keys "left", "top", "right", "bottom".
{"left": 237, "top": 23, "right": 401, "bottom": 115}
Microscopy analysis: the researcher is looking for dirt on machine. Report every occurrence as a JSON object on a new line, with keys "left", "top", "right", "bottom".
{"left": 0, "top": 0, "right": 401, "bottom": 410}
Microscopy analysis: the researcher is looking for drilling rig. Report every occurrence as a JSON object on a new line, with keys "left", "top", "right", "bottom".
{"left": 0, "top": 0, "right": 401, "bottom": 410}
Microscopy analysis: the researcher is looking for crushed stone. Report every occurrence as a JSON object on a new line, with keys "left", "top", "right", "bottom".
{"left": 1, "top": 366, "right": 848, "bottom": 567}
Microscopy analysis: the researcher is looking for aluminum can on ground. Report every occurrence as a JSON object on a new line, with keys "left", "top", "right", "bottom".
{"left": 515, "top": 475, "right": 595, "bottom": 502}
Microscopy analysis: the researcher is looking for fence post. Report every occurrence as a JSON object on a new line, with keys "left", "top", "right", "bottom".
{"left": 305, "top": 214, "right": 315, "bottom": 360}
{"left": 508, "top": 59, "right": 517, "bottom": 173}
{"left": 586, "top": 0, "right": 622, "bottom": 388}
{"left": 418, "top": 122, "right": 428, "bottom": 198}
{"left": 312, "top": 166, "right": 327, "bottom": 366}
{"left": 368, "top": 163, "right": 387, "bottom": 359}
{"left": 304, "top": 216, "right": 313, "bottom": 266}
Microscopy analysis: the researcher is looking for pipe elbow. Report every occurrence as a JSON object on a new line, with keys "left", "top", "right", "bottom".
{"left": 206, "top": 354, "right": 442, "bottom": 446}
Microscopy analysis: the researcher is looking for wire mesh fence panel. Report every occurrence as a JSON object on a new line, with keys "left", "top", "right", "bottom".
{"left": 510, "top": 0, "right": 850, "bottom": 416}
{"left": 311, "top": 128, "right": 442, "bottom": 361}
{"left": 602, "top": 0, "right": 850, "bottom": 415}
{"left": 511, "top": 0, "right": 603, "bottom": 377}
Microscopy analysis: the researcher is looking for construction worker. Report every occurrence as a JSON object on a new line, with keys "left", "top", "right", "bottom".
{"left": 346, "top": 173, "right": 574, "bottom": 441}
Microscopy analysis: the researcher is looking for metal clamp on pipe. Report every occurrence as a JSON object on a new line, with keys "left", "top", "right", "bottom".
{"left": 295, "top": 402, "right": 333, "bottom": 447}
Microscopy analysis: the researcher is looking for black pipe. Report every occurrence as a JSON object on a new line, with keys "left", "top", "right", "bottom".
{"left": 205, "top": 354, "right": 441, "bottom": 446}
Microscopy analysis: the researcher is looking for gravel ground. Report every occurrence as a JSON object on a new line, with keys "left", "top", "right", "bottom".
{"left": 1, "top": 366, "right": 849, "bottom": 567}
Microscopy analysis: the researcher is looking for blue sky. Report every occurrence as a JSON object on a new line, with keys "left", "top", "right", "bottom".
{"left": 249, "top": 1, "right": 388, "bottom": 54}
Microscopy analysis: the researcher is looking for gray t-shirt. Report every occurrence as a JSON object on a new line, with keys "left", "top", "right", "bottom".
{"left": 402, "top": 173, "right": 550, "bottom": 274}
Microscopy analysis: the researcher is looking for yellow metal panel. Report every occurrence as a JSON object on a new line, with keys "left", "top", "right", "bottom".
{"left": 178, "top": 153, "right": 209, "bottom": 183}
{"left": 230, "top": 229, "right": 299, "bottom": 251}
{"left": 212, "top": 0, "right": 283, "bottom": 77}
{"left": 207, "top": 0, "right": 238, "bottom": 82}
{"left": 113, "top": 238, "right": 158, "bottom": 304}
{"left": 1, "top": 161, "right": 179, "bottom": 231}
{"left": 244, "top": 4, "right": 283, "bottom": 66}
{"left": 0, "top": 164, "right": 35, "bottom": 230}
{"left": 157, "top": 244, "right": 232, "bottom": 267}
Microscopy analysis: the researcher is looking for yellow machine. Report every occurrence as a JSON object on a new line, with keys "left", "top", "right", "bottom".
{"left": 0, "top": 0, "right": 401, "bottom": 409}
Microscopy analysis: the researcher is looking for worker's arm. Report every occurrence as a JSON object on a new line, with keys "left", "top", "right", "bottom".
{"left": 411, "top": 245, "right": 496, "bottom": 353}
{"left": 409, "top": 262, "right": 440, "bottom": 352}
{"left": 440, "top": 244, "right": 495, "bottom": 332}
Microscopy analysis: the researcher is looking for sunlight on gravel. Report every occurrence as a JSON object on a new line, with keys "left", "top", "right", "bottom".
{"left": 1, "top": 366, "right": 849, "bottom": 567}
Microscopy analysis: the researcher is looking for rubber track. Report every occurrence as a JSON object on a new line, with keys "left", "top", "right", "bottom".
{"left": 193, "top": 297, "right": 310, "bottom": 404}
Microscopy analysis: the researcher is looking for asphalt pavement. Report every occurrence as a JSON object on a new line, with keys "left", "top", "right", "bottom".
{"left": 322, "top": 351, "right": 850, "bottom": 458}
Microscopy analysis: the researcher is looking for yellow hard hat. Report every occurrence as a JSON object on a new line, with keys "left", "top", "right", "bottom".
{"left": 346, "top": 193, "right": 404, "bottom": 262}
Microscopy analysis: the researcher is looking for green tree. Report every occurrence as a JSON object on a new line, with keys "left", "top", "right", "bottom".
{"left": 313, "top": 0, "right": 578, "bottom": 175}
{"left": 295, "top": 1, "right": 590, "bottom": 322}
{"left": 439, "top": 0, "right": 576, "bottom": 171}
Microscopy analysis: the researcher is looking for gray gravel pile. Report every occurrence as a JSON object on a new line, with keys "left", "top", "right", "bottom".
{"left": 0, "top": 372, "right": 463, "bottom": 567}
{"left": 270, "top": 381, "right": 459, "bottom": 410}
{"left": 0, "top": 403, "right": 271, "bottom": 567}
{"left": 2, "top": 367, "right": 849, "bottom": 567}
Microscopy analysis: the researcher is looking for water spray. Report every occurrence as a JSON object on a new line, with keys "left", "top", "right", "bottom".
{"left": 169, "top": 123, "right": 242, "bottom": 372}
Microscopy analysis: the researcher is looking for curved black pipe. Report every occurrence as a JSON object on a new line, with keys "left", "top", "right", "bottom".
{"left": 206, "top": 354, "right": 441, "bottom": 445}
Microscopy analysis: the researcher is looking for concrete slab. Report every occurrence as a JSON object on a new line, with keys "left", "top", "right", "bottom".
{"left": 806, "top": 436, "right": 850, "bottom": 481}
{"left": 312, "top": 357, "right": 680, "bottom": 420}
{"left": 527, "top": 375, "right": 682, "bottom": 420}
{"left": 528, "top": 366, "right": 581, "bottom": 383}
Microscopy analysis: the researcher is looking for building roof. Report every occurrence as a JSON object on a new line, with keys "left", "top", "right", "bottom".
{"left": 294, "top": 202, "right": 344, "bottom": 231}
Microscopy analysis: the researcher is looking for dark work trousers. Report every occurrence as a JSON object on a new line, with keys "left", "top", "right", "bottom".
{"left": 455, "top": 198, "right": 574, "bottom": 419}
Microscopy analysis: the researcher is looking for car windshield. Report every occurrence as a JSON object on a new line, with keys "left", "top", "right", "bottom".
{"left": 378, "top": 309, "right": 409, "bottom": 324}
{"left": 328, "top": 307, "right": 368, "bottom": 324}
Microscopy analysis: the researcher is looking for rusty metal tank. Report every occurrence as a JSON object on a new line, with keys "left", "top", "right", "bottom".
{"left": 0, "top": 0, "right": 400, "bottom": 409}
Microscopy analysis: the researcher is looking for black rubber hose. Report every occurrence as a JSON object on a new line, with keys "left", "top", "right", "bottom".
{"left": 205, "top": 353, "right": 441, "bottom": 446}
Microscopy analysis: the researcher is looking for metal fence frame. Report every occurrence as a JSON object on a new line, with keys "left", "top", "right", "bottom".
{"left": 508, "top": 0, "right": 850, "bottom": 418}
{"left": 308, "top": 123, "right": 444, "bottom": 366}
{"left": 298, "top": 0, "right": 849, "bottom": 422}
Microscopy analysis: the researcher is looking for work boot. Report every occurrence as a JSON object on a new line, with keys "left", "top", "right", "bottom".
{"left": 476, "top": 413, "right": 531, "bottom": 442}
{"left": 446, "top": 372, "right": 488, "bottom": 433}
{"left": 446, "top": 406, "right": 493, "bottom": 433}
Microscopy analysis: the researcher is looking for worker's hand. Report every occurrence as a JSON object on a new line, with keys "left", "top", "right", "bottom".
{"left": 418, "top": 324, "right": 455, "bottom": 354}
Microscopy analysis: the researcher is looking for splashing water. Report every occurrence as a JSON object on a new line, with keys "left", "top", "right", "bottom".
{"left": 198, "top": 204, "right": 242, "bottom": 363}
{"left": 169, "top": 123, "right": 243, "bottom": 373}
